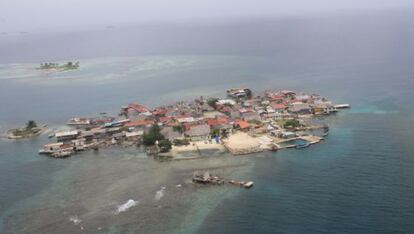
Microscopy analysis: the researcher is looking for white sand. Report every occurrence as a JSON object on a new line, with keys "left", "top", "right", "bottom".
{"left": 223, "top": 132, "right": 263, "bottom": 155}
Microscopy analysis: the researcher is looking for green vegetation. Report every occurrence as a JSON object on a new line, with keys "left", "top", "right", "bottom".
{"left": 26, "top": 120, "right": 37, "bottom": 129}
{"left": 39, "top": 61, "right": 80, "bottom": 71}
{"left": 220, "top": 129, "right": 229, "bottom": 139}
{"left": 173, "top": 138, "right": 190, "bottom": 146}
{"left": 207, "top": 98, "right": 219, "bottom": 109}
{"left": 210, "top": 128, "right": 220, "bottom": 137}
{"left": 172, "top": 124, "right": 184, "bottom": 133}
{"left": 142, "top": 124, "right": 173, "bottom": 152}
{"left": 158, "top": 139, "right": 172, "bottom": 153}
{"left": 10, "top": 120, "right": 41, "bottom": 138}
{"left": 142, "top": 124, "right": 164, "bottom": 146}
{"left": 283, "top": 119, "right": 301, "bottom": 129}
{"left": 245, "top": 89, "right": 253, "bottom": 99}
{"left": 248, "top": 119, "right": 262, "bottom": 125}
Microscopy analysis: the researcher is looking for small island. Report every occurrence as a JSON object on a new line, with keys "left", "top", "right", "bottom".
{"left": 39, "top": 88, "right": 350, "bottom": 158}
{"left": 38, "top": 61, "right": 80, "bottom": 72}
{"left": 7, "top": 120, "right": 46, "bottom": 139}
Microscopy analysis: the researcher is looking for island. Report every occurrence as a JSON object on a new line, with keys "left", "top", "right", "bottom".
{"left": 38, "top": 61, "right": 80, "bottom": 72}
{"left": 7, "top": 120, "right": 46, "bottom": 139}
{"left": 39, "top": 88, "right": 350, "bottom": 158}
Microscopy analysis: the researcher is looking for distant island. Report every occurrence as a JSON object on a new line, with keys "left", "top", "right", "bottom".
{"left": 38, "top": 61, "right": 80, "bottom": 72}
{"left": 7, "top": 120, "right": 47, "bottom": 139}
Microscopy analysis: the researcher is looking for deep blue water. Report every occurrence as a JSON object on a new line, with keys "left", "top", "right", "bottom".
{"left": 1, "top": 9, "right": 414, "bottom": 233}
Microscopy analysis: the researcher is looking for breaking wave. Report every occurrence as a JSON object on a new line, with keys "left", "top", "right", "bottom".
{"left": 115, "top": 199, "right": 139, "bottom": 214}
{"left": 154, "top": 187, "right": 166, "bottom": 201}
{"left": 69, "top": 215, "right": 82, "bottom": 225}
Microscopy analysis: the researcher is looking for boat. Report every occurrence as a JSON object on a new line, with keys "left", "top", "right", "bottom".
{"left": 244, "top": 181, "right": 254, "bottom": 188}
{"left": 51, "top": 150, "right": 74, "bottom": 158}
{"left": 334, "top": 104, "right": 351, "bottom": 109}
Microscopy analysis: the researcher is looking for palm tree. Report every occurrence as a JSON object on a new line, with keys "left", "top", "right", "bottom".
{"left": 26, "top": 120, "right": 37, "bottom": 130}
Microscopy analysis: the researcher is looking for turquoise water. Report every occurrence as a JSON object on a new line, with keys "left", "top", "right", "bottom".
{"left": 278, "top": 139, "right": 310, "bottom": 148}
{"left": 1, "top": 11, "right": 414, "bottom": 233}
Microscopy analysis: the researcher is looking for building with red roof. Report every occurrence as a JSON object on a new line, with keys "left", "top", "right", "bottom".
{"left": 233, "top": 119, "right": 250, "bottom": 130}
{"left": 125, "top": 120, "right": 155, "bottom": 128}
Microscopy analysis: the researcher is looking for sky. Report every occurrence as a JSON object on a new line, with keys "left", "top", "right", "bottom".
{"left": 1, "top": 0, "right": 414, "bottom": 32}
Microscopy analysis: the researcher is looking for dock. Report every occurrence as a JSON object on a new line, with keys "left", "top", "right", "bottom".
{"left": 193, "top": 171, "right": 254, "bottom": 189}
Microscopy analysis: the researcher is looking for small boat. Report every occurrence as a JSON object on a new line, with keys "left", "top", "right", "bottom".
{"left": 243, "top": 181, "right": 254, "bottom": 188}
{"left": 48, "top": 133, "right": 55, "bottom": 138}
{"left": 334, "top": 104, "right": 351, "bottom": 109}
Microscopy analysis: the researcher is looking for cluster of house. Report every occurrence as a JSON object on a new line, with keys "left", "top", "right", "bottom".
{"left": 39, "top": 88, "right": 348, "bottom": 158}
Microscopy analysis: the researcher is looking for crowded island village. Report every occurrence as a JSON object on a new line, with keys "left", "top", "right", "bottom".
{"left": 39, "top": 88, "right": 350, "bottom": 159}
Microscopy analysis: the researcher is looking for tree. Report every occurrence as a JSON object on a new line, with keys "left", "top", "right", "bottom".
{"left": 220, "top": 129, "right": 229, "bottom": 139}
{"left": 173, "top": 138, "right": 190, "bottom": 146}
{"left": 283, "top": 119, "right": 301, "bottom": 129}
{"left": 142, "top": 124, "right": 164, "bottom": 146}
{"left": 26, "top": 120, "right": 37, "bottom": 130}
{"left": 210, "top": 128, "right": 220, "bottom": 137}
{"left": 245, "top": 89, "right": 253, "bottom": 99}
{"left": 158, "top": 139, "right": 172, "bottom": 152}
{"left": 207, "top": 98, "right": 219, "bottom": 109}
{"left": 172, "top": 124, "right": 184, "bottom": 133}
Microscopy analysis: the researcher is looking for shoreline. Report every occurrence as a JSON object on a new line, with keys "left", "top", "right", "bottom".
{"left": 37, "top": 87, "right": 347, "bottom": 158}
{"left": 5, "top": 126, "right": 48, "bottom": 140}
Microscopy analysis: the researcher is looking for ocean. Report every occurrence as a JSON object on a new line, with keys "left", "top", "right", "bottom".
{"left": 0, "top": 9, "right": 414, "bottom": 233}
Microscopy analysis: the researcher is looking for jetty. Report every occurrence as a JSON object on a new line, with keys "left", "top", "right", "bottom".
{"left": 192, "top": 171, "right": 254, "bottom": 189}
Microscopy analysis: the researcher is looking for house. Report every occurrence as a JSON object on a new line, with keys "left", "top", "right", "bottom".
{"left": 185, "top": 124, "right": 211, "bottom": 141}
{"left": 271, "top": 103, "right": 287, "bottom": 112}
{"left": 129, "top": 114, "right": 149, "bottom": 122}
{"left": 56, "top": 130, "right": 79, "bottom": 142}
{"left": 217, "top": 99, "right": 236, "bottom": 106}
{"left": 230, "top": 110, "right": 241, "bottom": 119}
{"left": 288, "top": 103, "right": 312, "bottom": 115}
{"left": 177, "top": 117, "right": 195, "bottom": 123}
{"left": 161, "top": 127, "right": 184, "bottom": 141}
{"left": 152, "top": 108, "right": 168, "bottom": 116}
{"left": 207, "top": 117, "right": 231, "bottom": 130}
{"left": 311, "top": 100, "right": 337, "bottom": 114}
{"left": 40, "top": 142, "right": 64, "bottom": 153}
{"left": 72, "top": 138, "right": 86, "bottom": 151}
{"left": 281, "top": 90, "right": 296, "bottom": 98}
{"left": 227, "top": 88, "right": 250, "bottom": 99}
{"left": 125, "top": 131, "right": 144, "bottom": 141}
{"left": 125, "top": 120, "right": 155, "bottom": 131}
{"left": 239, "top": 109, "right": 261, "bottom": 121}
{"left": 233, "top": 119, "right": 250, "bottom": 131}
{"left": 280, "top": 131, "right": 297, "bottom": 139}
{"left": 104, "top": 119, "right": 130, "bottom": 128}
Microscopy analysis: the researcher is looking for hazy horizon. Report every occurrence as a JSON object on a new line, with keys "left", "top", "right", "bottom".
{"left": 1, "top": 0, "right": 414, "bottom": 32}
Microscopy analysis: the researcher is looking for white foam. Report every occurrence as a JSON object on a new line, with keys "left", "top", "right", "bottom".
{"left": 69, "top": 215, "right": 82, "bottom": 225}
{"left": 154, "top": 187, "right": 166, "bottom": 201}
{"left": 115, "top": 199, "right": 139, "bottom": 214}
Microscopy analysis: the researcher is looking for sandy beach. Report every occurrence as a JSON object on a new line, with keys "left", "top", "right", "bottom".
{"left": 223, "top": 132, "right": 263, "bottom": 155}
